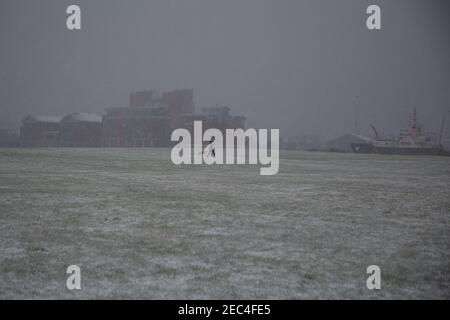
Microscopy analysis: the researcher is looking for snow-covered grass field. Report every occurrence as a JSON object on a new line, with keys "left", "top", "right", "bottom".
{"left": 0, "top": 148, "right": 449, "bottom": 299}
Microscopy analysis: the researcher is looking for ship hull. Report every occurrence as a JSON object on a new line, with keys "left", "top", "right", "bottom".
{"left": 351, "top": 143, "right": 375, "bottom": 154}
{"left": 351, "top": 143, "right": 449, "bottom": 156}
{"left": 374, "top": 146, "right": 442, "bottom": 156}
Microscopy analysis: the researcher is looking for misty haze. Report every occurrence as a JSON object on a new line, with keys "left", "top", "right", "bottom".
{"left": 0, "top": 0, "right": 449, "bottom": 300}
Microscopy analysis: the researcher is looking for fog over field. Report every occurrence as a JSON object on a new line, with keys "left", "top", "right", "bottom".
{"left": 1, "top": 0, "right": 450, "bottom": 138}
{"left": 0, "top": 149, "right": 449, "bottom": 299}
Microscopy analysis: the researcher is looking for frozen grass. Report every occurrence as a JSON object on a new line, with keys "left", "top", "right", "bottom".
{"left": 0, "top": 148, "right": 449, "bottom": 299}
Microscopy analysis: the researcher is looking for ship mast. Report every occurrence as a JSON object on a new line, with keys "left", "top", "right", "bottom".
{"left": 439, "top": 115, "right": 445, "bottom": 147}
{"left": 353, "top": 95, "right": 359, "bottom": 135}
{"left": 411, "top": 107, "right": 417, "bottom": 142}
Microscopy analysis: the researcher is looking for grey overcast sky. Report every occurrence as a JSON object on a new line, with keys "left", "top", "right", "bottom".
{"left": 0, "top": 0, "right": 449, "bottom": 139}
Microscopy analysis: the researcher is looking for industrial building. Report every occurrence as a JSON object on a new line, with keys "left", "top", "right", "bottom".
{"left": 20, "top": 115, "right": 62, "bottom": 147}
{"left": 60, "top": 113, "right": 102, "bottom": 147}
{"left": 20, "top": 113, "right": 103, "bottom": 147}
{"left": 101, "top": 89, "right": 194, "bottom": 147}
{"left": 129, "top": 90, "right": 161, "bottom": 108}
{"left": 102, "top": 89, "right": 245, "bottom": 147}
{"left": 18, "top": 88, "right": 245, "bottom": 148}
{"left": 183, "top": 107, "right": 244, "bottom": 131}
{"left": 101, "top": 106, "right": 171, "bottom": 147}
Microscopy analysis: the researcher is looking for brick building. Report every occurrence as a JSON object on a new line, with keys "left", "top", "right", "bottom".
{"left": 60, "top": 113, "right": 102, "bottom": 147}
{"left": 20, "top": 115, "right": 62, "bottom": 147}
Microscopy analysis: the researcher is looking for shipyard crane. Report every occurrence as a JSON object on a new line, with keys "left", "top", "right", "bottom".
{"left": 370, "top": 124, "right": 379, "bottom": 139}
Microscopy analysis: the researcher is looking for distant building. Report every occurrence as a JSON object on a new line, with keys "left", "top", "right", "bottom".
{"left": 162, "top": 89, "right": 195, "bottom": 114}
{"left": 101, "top": 106, "right": 171, "bottom": 147}
{"left": 61, "top": 113, "right": 102, "bottom": 147}
{"left": 0, "top": 129, "right": 19, "bottom": 147}
{"left": 102, "top": 89, "right": 245, "bottom": 147}
{"left": 130, "top": 90, "right": 161, "bottom": 108}
{"left": 20, "top": 115, "right": 62, "bottom": 147}
{"left": 181, "top": 106, "right": 245, "bottom": 136}
{"left": 198, "top": 106, "right": 245, "bottom": 131}
{"left": 326, "top": 134, "right": 373, "bottom": 152}
{"left": 18, "top": 89, "right": 245, "bottom": 148}
{"left": 162, "top": 89, "right": 195, "bottom": 129}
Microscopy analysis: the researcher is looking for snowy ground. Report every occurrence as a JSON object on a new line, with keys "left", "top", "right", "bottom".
{"left": 0, "top": 148, "right": 449, "bottom": 299}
